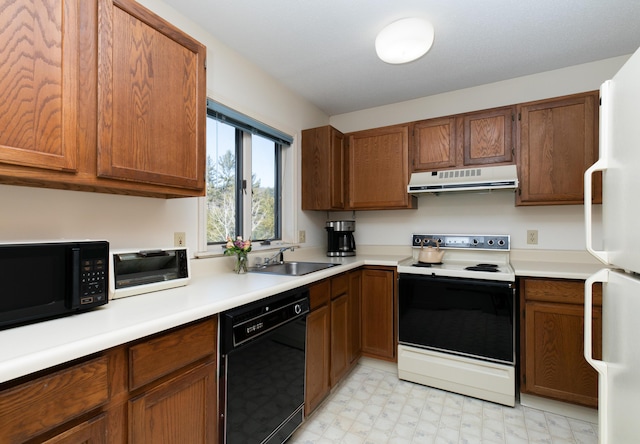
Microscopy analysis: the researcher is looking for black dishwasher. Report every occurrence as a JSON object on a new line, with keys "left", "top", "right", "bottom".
{"left": 219, "top": 287, "right": 310, "bottom": 444}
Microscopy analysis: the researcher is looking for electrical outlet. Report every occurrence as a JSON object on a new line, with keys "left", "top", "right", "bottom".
{"left": 527, "top": 230, "right": 538, "bottom": 245}
{"left": 174, "top": 232, "right": 186, "bottom": 247}
{"left": 298, "top": 230, "right": 306, "bottom": 243}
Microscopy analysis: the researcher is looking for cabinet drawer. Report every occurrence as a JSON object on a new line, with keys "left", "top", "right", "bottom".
{"left": 0, "top": 356, "right": 109, "bottom": 444}
{"left": 522, "top": 278, "right": 602, "bottom": 306}
{"left": 331, "top": 273, "right": 349, "bottom": 299}
{"left": 309, "top": 279, "right": 330, "bottom": 310}
{"left": 129, "top": 318, "right": 216, "bottom": 391}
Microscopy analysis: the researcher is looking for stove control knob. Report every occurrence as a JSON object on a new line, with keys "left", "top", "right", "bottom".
{"left": 498, "top": 239, "right": 505, "bottom": 246}
{"left": 487, "top": 239, "right": 495, "bottom": 246}
{"left": 472, "top": 238, "right": 479, "bottom": 245}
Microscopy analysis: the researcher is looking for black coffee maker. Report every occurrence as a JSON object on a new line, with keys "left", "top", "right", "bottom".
{"left": 325, "top": 220, "right": 356, "bottom": 257}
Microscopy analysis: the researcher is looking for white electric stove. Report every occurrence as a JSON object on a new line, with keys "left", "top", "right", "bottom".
{"left": 397, "top": 234, "right": 517, "bottom": 406}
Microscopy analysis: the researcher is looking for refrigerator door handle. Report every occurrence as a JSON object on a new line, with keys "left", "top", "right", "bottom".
{"left": 584, "top": 81, "right": 612, "bottom": 265}
{"left": 584, "top": 268, "right": 608, "bottom": 374}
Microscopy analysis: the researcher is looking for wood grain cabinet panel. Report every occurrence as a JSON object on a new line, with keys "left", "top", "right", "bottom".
{"left": 330, "top": 292, "right": 349, "bottom": 386}
{"left": 411, "top": 117, "right": 457, "bottom": 171}
{"left": 347, "top": 125, "right": 416, "bottom": 209}
{"left": 520, "top": 278, "right": 602, "bottom": 408}
{"left": 411, "top": 106, "right": 515, "bottom": 173}
{"left": 517, "top": 92, "right": 599, "bottom": 205}
{"left": 305, "top": 281, "right": 331, "bottom": 416}
{"left": 0, "top": 0, "right": 80, "bottom": 172}
{"left": 361, "top": 267, "right": 396, "bottom": 360}
{"left": 97, "top": 0, "right": 206, "bottom": 191}
{"left": 129, "top": 362, "right": 216, "bottom": 443}
{"left": 42, "top": 414, "right": 108, "bottom": 444}
{"left": 301, "top": 126, "right": 346, "bottom": 210}
{"left": 0, "top": 356, "right": 109, "bottom": 444}
{"left": 129, "top": 318, "right": 216, "bottom": 391}
{"left": 348, "top": 270, "right": 362, "bottom": 365}
{"left": 305, "top": 272, "right": 362, "bottom": 416}
{"left": 461, "top": 106, "right": 515, "bottom": 166}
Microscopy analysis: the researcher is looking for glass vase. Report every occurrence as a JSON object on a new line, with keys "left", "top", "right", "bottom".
{"left": 235, "top": 252, "right": 248, "bottom": 274}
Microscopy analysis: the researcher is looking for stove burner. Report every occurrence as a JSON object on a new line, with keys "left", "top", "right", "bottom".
{"left": 412, "top": 262, "right": 442, "bottom": 268}
{"left": 465, "top": 263, "right": 500, "bottom": 272}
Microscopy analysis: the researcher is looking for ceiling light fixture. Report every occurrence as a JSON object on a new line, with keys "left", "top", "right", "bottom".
{"left": 375, "top": 17, "right": 435, "bottom": 64}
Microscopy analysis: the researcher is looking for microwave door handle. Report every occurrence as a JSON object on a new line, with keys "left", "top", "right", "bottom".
{"left": 70, "top": 247, "right": 81, "bottom": 309}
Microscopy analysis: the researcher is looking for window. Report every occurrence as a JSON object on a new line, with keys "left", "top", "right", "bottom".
{"left": 204, "top": 100, "right": 291, "bottom": 246}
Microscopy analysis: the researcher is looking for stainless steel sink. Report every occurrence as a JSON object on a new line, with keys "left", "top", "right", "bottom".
{"left": 249, "top": 261, "right": 340, "bottom": 276}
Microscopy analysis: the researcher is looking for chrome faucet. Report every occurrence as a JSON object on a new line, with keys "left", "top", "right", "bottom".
{"left": 265, "top": 246, "right": 295, "bottom": 265}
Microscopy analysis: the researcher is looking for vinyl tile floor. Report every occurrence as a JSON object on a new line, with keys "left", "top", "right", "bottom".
{"left": 289, "top": 361, "right": 599, "bottom": 444}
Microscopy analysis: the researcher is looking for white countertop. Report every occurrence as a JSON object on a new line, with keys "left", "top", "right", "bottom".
{"left": 510, "top": 249, "right": 607, "bottom": 280}
{"left": 0, "top": 246, "right": 606, "bottom": 385}
{"left": 0, "top": 253, "right": 409, "bottom": 384}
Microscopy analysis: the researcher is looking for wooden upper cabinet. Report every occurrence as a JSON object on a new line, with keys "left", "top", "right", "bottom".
{"left": 301, "top": 126, "right": 345, "bottom": 210}
{"left": 97, "top": 0, "right": 206, "bottom": 191}
{"left": 461, "top": 106, "right": 515, "bottom": 166}
{"left": 411, "top": 117, "right": 457, "bottom": 171}
{"left": 347, "top": 125, "right": 416, "bottom": 210}
{"left": 410, "top": 106, "right": 515, "bottom": 173}
{"left": 0, "top": 0, "right": 80, "bottom": 172}
{"left": 517, "top": 91, "right": 599, "bottom": 205}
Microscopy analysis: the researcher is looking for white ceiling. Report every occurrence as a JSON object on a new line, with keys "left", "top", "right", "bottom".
{"left": 162, "top": 0, "right": 640, "bottom": 116}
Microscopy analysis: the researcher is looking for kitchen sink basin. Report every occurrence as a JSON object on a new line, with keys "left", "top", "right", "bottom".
{"left": 250, "top": 261, "right": 340, "bottom": 276}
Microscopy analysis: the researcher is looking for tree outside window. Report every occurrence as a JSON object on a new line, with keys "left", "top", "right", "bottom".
{"left": 205, "top": 117, "right": 280, "bottom": 245}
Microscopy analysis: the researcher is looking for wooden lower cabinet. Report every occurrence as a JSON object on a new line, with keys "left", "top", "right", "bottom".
{"left": 305, "top": 271, "right": 362, "bottom": 416}
{"left": 42, "top": 414, "right": 108, "bottom": 444}
{"left": 305, "top": 300, "right": 331, "bottom": 415}
{"left": 330, "top": 288, "right": 350, "bottom": 386}
{"left": 0, "top": 317, "right": 218, "bottom": 444}
{"left": 520, "top": 278, "right": 601, "bottom": 408}
{"left": 129, "top": 362, "right": 216, "bottom": 443}
{"left": 0, "top": 356, "right": 110, "bottom": 443}
{"left": 348, "top": 269, "right": 363, "bottom": 364}
{"left": 361, "top": 267, "right": 396, "bottom": 361}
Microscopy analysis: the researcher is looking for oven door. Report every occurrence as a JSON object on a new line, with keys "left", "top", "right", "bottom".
{"left": 399, "top": 273, "right": 515, "bottom": 364}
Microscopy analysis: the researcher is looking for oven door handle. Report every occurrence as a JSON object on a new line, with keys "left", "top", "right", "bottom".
{"left": 400, "top": 274, "right": 513, "bottom": 289}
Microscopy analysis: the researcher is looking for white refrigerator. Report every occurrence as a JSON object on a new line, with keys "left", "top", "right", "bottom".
{"left": 584, "top": 46, "right": 640, "bottom": 443}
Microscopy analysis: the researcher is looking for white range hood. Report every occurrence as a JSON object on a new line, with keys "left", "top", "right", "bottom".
{"left": 408, "top": 164, "right": 519, "bottom": 194}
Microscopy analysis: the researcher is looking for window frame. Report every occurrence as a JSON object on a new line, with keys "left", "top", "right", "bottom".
{"left": 199, "top": 100, "right": 292, "bottom": 253}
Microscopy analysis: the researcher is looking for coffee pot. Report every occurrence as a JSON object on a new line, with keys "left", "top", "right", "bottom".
{"left": 325, "top": 220, "right": 356, "bottom": 257}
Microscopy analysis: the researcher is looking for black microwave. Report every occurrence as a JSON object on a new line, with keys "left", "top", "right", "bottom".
{"left": 0, "top": 240, "right": 109, "bottom": 330}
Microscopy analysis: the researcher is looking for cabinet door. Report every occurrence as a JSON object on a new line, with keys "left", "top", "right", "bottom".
{"left": 97, "top": 0, "right": 206, "bottom": 191}
{"left": 361, "top": 268, "right": 395, "bottom": 360}
{"left": 330, "top": 292, "right": 349, "bottom": 386}
{"left": 0, "top": 356, "right": 109, "bottom": 444}
{"left": 523, "top": 301, "right": 601, "bottom": 407}
{"left": 0, "top": 0, "right": 80, "bottom": 172}
{"left": 42, "top": 414, "right": 107, "bottom": 444}
{"left": 305, "top": 304, "right": 330, "bottom": 416}
{"left": 348, "top": 270, "right": 362, "bottom": 364}
{"left": 517, "top": 92, "right": 599, "bottom": 205}
{"left": 411, "top": 117, "right": 457, "bottom": 171}
{"left": 129, "top": 361, "right": 216, "bottom": 443}
{"left": 301, "top": 126, "right": 345, "bottom": 210}
{"left": 461, "top": 106, "right": 515, "bottom": 166}
{"left": 347, "top": 125, "right": 415, "bottom": 209}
